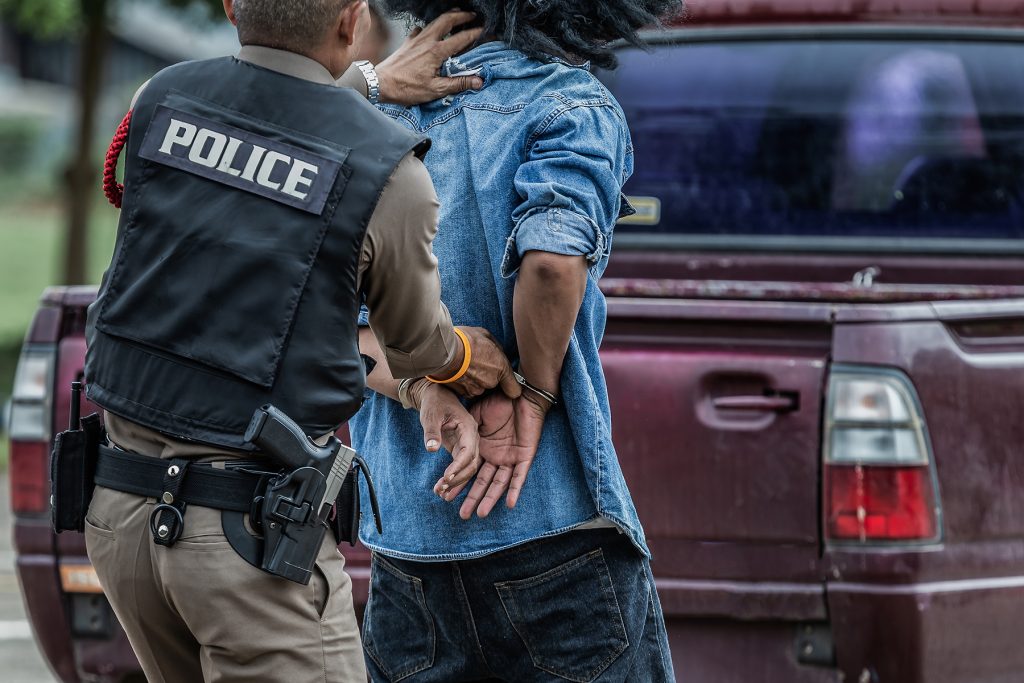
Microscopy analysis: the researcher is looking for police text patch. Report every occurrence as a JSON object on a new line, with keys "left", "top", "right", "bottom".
{"left": 140, "top": 105, "right": 342, "bottom": 215}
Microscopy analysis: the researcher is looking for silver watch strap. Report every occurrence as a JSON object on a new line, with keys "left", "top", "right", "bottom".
{"left": 354, "top": 60, "right": 381, "bottom": 105}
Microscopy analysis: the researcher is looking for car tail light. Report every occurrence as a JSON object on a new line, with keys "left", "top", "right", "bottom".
{"left": 824, "top": 368, "right": 942, "bottom": 544}
{"left": 9, "top": 345, "right": 55, "bottom": 514}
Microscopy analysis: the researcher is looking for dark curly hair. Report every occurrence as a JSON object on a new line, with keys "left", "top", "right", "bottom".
{"left": 378, "top": 0, "right": 684, "bottom": 69}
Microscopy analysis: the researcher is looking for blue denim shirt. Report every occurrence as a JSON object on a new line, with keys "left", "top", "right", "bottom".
{"left": 350, "top": 42, "right": 649, "bottom": 561}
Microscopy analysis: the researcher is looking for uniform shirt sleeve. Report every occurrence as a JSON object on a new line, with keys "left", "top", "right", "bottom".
{"left": 337, "top": 64, "right": 369, "bottom": 98}
{"left": 502, "top": 103, "right": 633, "bottom": 278}
{"left": 357, "top": 153, "right": 459, "bottom": 378}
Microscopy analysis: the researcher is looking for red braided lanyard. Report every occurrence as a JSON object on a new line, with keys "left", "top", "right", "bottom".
{"left": 103, "top": 110, "right": 133, "bottom": 209}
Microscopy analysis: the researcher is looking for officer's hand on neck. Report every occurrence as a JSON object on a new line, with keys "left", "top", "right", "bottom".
{"left": 374, "top": 10, "right": 486, "bottom": 106}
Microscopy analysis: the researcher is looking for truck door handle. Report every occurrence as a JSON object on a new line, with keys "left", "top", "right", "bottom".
{"left": 712, "top": 394, "right": 798, "bottom": 413}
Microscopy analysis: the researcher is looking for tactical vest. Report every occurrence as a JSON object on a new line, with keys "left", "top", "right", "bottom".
{"left": 85, "top": 57, "right": 428, "bottom": 450}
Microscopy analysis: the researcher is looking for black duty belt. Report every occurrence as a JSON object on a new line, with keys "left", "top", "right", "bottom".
{"left": 94, "top": 442, "right": 378, "bottom": 564}
{"left": 94, "top": 445, "right": 271, "bottom": 513}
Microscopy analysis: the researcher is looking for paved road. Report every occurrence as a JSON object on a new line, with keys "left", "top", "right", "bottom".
{"left": 0, "top": 472, "right": 60, "bottom": 682}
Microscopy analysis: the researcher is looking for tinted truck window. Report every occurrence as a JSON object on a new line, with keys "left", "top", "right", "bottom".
{"left": 600, "top": 39, "right": 1024, "bottom": 241}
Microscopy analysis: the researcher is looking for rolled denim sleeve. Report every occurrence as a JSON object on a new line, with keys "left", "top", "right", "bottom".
{"left": 503, "top": 102, "right": 632, "bottom": 278}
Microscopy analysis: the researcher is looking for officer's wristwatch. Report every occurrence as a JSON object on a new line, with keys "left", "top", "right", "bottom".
{"left": 354, "top": 60, "right": 381, "bottom": 105}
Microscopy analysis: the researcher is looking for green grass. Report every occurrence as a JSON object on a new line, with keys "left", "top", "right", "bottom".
{"left": 0, "top": 109, "right": 124, "bottom": 468}
{"left": 0, "top": 197, "right": 119, "bottom": 469}
{"left": 0, "top": 203, "right": 63, "bottom": 344}
{"left": 0, "top": 201, "right": 119, "bottom": 345}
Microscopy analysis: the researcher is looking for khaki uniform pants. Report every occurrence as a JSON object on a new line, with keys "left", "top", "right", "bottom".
{"left": 85, "top": 485, "right": 367, "bottom": 683}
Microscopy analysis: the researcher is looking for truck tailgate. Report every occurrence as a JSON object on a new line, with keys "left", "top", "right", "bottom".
{"left": 603, "top": 296, "right": 832, "bottom": 615}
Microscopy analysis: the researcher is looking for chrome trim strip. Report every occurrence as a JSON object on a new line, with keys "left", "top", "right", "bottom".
{"left": 831, "top": 575, "right": 1024, "bottom": 595}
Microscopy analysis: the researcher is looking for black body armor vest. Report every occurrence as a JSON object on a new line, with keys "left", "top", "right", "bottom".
{"left": 85, "top": 57, "right": 428, "bottom": 450}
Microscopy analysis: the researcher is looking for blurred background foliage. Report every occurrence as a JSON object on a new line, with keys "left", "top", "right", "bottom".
{"left": 0, "top": 0, "right": 223, "bottom": 35}
{"left": 0, "top": 0, "right": 80, "bottom": 36}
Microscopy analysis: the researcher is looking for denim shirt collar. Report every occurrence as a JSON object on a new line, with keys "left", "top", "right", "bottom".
{"left": 440, "top": 42, "right": 592, "bottom": 80}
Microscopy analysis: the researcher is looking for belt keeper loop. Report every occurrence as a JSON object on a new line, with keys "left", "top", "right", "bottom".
{"left": 150, "top": 457, "right": 191, "bottom": 547}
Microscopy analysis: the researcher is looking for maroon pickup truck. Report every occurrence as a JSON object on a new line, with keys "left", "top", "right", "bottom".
{"left": 10, "top": 1, "right": 1024, "bottom": 681}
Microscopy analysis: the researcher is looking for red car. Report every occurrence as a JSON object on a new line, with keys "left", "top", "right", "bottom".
{"left": 10, "top": 1, "right": 1024, "bottom": 681}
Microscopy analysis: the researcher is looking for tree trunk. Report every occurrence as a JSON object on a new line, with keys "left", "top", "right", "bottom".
{"left": 62, "top": 0, "right": 108, "bottom": 285}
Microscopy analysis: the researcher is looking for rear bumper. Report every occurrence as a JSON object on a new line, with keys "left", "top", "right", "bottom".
{"left": 19, "top": 552, "right": 140, "bottom": 683}
{"left": 829, "top": 577, "right": 1024, "bottom": 683}
{"left": 15, "top": 514, "right": 139, "bottom": 683}
{"left": 28, "top": 540, "right": 1024, "bottom": 683}
{"left": 16, "top": 553, "right": 78, "bottom": 683}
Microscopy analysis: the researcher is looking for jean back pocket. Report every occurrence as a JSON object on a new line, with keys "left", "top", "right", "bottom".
{"left": 496, "top": 548, "right": 629, "bottom": 682}
{"left": 362, "top": 554, "right": 435, "bottom": 682}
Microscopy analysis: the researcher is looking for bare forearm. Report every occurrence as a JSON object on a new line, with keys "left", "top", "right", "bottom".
{"left": 513, "top": 251, "right": 589, "bottom": 395}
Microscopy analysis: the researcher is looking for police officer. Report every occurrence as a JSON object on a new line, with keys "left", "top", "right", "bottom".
{"left": 81, "top": 2, "right": 518, "bottom": 682}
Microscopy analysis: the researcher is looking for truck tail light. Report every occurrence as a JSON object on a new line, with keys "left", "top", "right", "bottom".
{"left": 824, "top": 368, "right": 942, "bottom": 544}
{"left": 9, "top": 346, "right": 55, "bottom": 514}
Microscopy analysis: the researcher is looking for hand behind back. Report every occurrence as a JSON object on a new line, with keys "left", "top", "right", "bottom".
{"left": 435, "top": 392, "right": 550, "bottom": 520}
{"left": 410, "top": 381, "right": 480, "bottom": 491}
{"left": 449, "top": 326, "right": 522, "bottom": 400}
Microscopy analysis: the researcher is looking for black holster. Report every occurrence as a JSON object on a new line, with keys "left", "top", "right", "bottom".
{"left": 221, "top": 455, "right": 382, "bottom": 579}
{"left": 50, "top": 413, "right": 104, "bottom": 533}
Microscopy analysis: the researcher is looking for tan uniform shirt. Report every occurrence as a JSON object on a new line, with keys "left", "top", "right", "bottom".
{"left": 108, "top": 47, "right": 459, "bottom": 451}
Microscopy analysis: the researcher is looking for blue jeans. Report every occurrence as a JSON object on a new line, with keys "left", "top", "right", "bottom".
{"left": 362, "top": 528, "right": 675, "bottom": 682}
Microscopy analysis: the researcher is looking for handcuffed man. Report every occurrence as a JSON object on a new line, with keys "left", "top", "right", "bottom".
{"left": 353, "top": 1, "right": 680, "bottom": 680}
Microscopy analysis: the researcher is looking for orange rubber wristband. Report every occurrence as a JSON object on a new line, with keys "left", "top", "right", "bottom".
{"left": 427, "top": 327, "right": 472, "bottom": 385}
